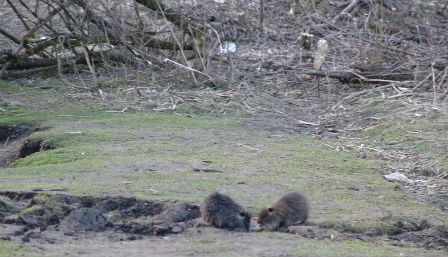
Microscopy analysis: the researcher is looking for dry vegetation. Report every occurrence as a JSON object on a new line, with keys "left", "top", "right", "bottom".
{"left": 0, "top": 0, "right": 446, "bottom": 88}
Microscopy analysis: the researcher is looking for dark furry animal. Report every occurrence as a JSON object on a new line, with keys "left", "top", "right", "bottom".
{"left": 258, "top": 191, "right": 309, "bottom": 231}
{"left": 200, "top": 192, "right": 251, "bottom": 232}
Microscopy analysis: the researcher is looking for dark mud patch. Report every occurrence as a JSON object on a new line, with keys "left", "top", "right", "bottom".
{"left": 0, "top": 124, "right": 32, "bottom": 142}
{"left": 0, "top": 191, "right": 199, "bottom": 240}
{"left": 313, "top": 218, "right": 448, "bottom": 251}
{"left": 0, "top": 124, "right": 50, "bottom": 167}
{"left": 295, "top": 221, "right": 448, "bottom": 250}
{"left": 1, "top": 191, "right": 447, "bottom": 252}
{"left": 13, "top": 138, "right": 53, "bottom": 160}
{"left": 393, "top": 226, "right": 448, "bottom": 251}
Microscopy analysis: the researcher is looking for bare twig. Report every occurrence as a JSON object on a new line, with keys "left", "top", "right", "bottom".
{"left": 155, "top": 0, "right": 198, "bottom": 85}
{"left": 410, "top": 72, "right": 433, "bottom": 92}
{"left": 0, "top": 27, "right": 21, "bottom": 45}
{"left": 332, "top": 0, "right": 360, "bottom": 23}
{"left": 17, "top": 0, "right": 58, "bottom": 34}
{"left": 164, "top": 58, "right": 211, "bottom": 79}
{"left": 431, "top": 62, "right": 437, "bottom": 105}
{"left": 188, "top": 24, "right": 206, "bottom": 71}
{"left": 81, "top": 44, "right": 99, "bottom": 86}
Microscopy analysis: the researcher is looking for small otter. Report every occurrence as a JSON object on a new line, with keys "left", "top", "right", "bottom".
{"left": 258, "top": 191, "right": 310, "bottom": 231}
{"left": 200, "top": 192, "right": 251, "bottom": 232}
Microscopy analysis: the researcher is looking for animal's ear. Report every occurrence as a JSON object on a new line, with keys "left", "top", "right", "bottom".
{"left": 268, "top": 208, "right": 274, "bottom": 212}
{"left": 239, "top": 211, "right": 246, "bottom": 217}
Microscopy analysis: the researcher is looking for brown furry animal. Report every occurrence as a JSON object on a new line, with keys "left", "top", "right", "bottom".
{"left": 200, "top": 192, "right": 251, "bottom": 232}
{"left": 258, "top": 191, "right": 310, "bottom": 231}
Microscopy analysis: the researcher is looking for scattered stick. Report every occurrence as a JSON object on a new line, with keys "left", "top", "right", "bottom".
{"left": 106, "top": 107, "right": 128, "bottom": 113}
{"left": 32, "top": 188, "right": 68, "bottom": 192}
{"left": 237, "top": 143, "right": 261, "bottom": 152}
{"left": 388, "top": 93, "right": 417, "bottom": 99}
{"left": 296, "top": 119, "right": 319, "bottom": 126}
{"left": 431, "top": 62, "right": 437, "bottom": 105}
{"left": 303, "top": 69, "right": 409, "bottom": 84}
{"left": 65, "top": 131, "right": 84, "bottom": 134}
{"left": 4, "top": 137, "right": 10, "bottom": 147}
{"left": 193, "top": 167, "right": 223, "bottom": 173}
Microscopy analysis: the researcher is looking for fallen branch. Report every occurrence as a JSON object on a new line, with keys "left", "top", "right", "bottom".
{"left": 193, "top": 167, "right": 223, "bottom": 173}
{"left": 0, "top": 56, "right": 87, "bottom": 79}
{"left": 164, "top": 58, "right": 211, "bottom": 78}
{"left": 303, "top": 69, "right": 413, "bottom": 83}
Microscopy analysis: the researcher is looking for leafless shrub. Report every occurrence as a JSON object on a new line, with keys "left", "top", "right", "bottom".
{"left": 0, "top": 0, "right": 239, "bottom": 89}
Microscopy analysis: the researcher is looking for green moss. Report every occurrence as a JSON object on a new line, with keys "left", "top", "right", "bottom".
{"left": 0, "top": 241, "right": 29, "bottom": 257}
{"left": 103, "top": 210, "right": 122, "bottom": 223}
{"left": 33, "top": 194, "right": 63, "bottom": 205}
{"left": 0, "top": 240, "right": 58, "bottom": 257}
{"left": 11, "top": 148, "right": 82, "bottom": 167}
{"left": 19, "top": 205, "right": 44, "bottom": 216}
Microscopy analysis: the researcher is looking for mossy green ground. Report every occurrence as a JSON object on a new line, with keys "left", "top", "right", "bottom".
{"left": 0, "top": 241, "right": 58, "bottom": 257}
{"left": 1, "top": 83, "right": 446, "bottom": 256}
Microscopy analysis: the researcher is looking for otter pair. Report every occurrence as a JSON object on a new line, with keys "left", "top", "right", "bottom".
{"left": 200, "top": 191, "right": 309, "bottom": 232}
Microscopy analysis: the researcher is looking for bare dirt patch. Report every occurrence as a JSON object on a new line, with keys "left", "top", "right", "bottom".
{"left": 0, "top": 124, "right": 33, "bottom": 168}
{"left": 1, "top": 191, "right": 447, "bottom": 256}
{"left": 0, "top": 124, "right": 51, "bottom": 168}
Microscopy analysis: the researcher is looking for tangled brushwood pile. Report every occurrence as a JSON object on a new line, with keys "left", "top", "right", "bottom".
{"left": 0, "top": 0, "right": 446, "bottom": 92}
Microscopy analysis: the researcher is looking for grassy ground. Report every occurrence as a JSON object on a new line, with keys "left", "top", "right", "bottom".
{"left": 1, "top": 82, "right": 447, "bottom": 256}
